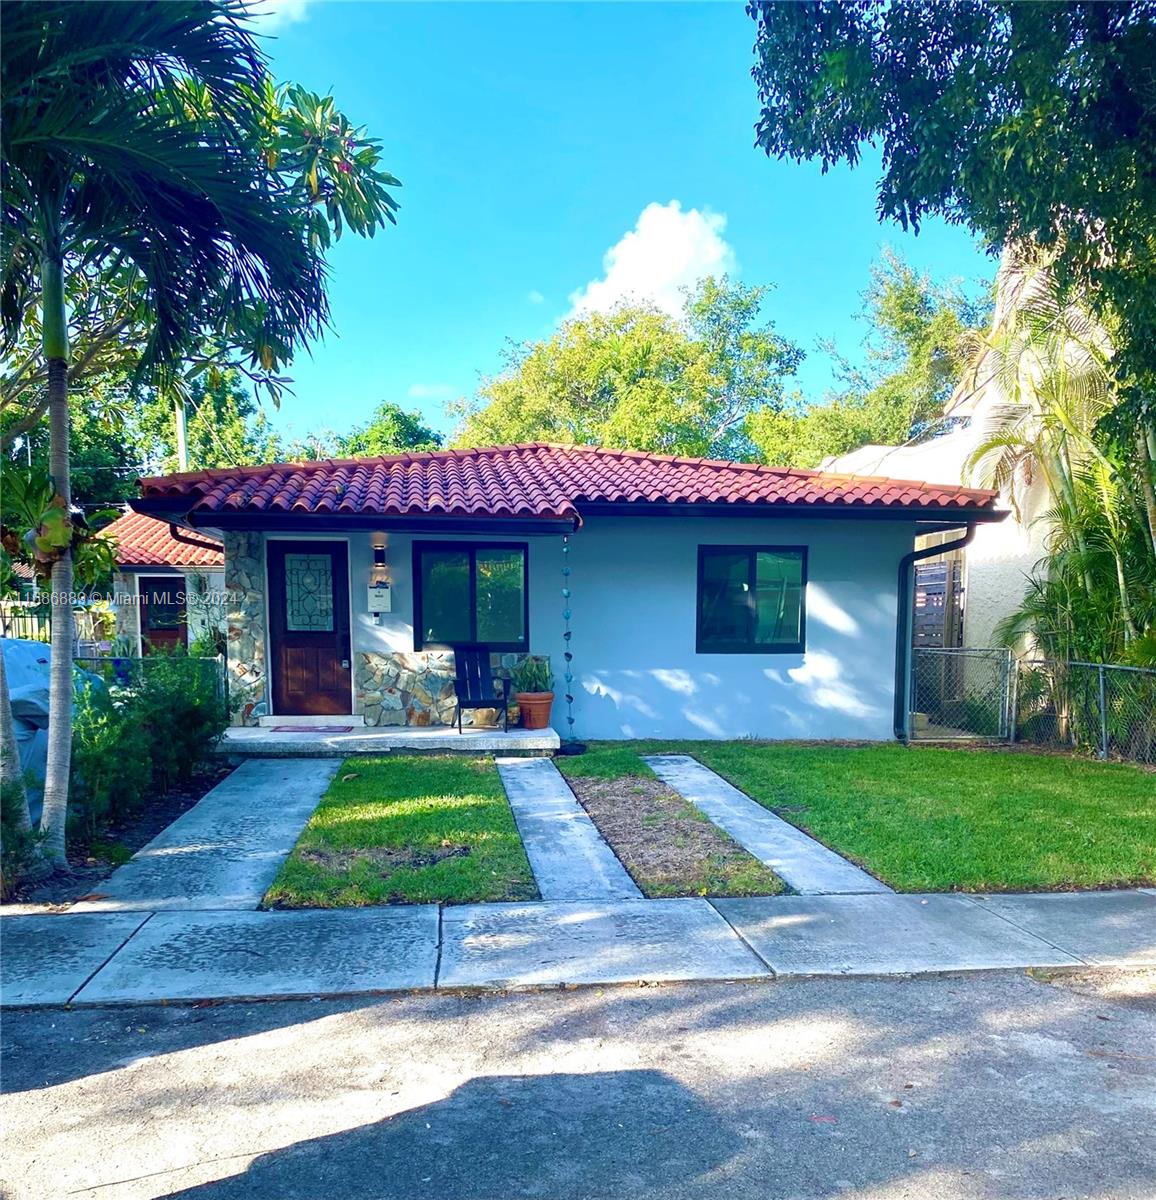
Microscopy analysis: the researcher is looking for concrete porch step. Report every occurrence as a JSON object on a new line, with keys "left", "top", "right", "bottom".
{"left": 220, "top": 725, "right": 560, "bottom": 757}
{"left": 257, "top": 714, "right": 366, "bottom": 728}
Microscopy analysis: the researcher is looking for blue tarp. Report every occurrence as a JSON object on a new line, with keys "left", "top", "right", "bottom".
{"left": 2, "top": 638, "right": 101, "bottom": 826}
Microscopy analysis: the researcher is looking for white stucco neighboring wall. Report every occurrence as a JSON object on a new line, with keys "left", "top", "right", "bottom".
{"left": 825, "top": 428, "right": 1040, "bottom": 649}
{"left": 223, "top": 518, "right": 917, "bottom": 739}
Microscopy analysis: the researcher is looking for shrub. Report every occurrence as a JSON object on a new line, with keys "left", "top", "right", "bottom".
{"left": 70, "top": 680, "right": 152, "bottom": 836}
{"left": 1, "top": 772, "right": 40, "bottom": 899}
{"left": 136, "top": 653, "right": 229, "bottom": 791}
{"left": 69, "top": 654, "right": 229, "bottom": 837}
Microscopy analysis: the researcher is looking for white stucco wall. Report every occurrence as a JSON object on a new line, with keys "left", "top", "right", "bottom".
{"left": 824, "top": 426, "right": 1038, "bottom": 649}
{"left": 233, "top": 519, "right": 916, "bottom": 739}
{"left": 562, "top": 516, "right": 913, "bottom": 740}
{"left": 184, "top": 568, "right": 228, "bottom": 646}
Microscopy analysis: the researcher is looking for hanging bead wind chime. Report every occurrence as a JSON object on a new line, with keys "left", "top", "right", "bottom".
{"left": 559, "top": 531, "right": 585, "bottom": 754}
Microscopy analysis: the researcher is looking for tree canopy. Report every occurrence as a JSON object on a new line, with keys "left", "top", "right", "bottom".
{"left": 0, "top": 0, "right": 402, "bottom": 867}
{"left": 452, "top": 277, "right": 801, "bottom": 459}
{"left": 748, "top": 251, "right": 989, "bottom": 466}
{"left": 747, "top": 0, "right": 1156, "bottom": 412}
{"left": 341, "top": 401, "right": 443, "bottom": 457}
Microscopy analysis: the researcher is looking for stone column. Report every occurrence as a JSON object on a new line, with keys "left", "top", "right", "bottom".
{"left": 111, "top": 571, "right": 140, "bottom": 648}
{"left": 224, "top": 531, "right": 267, "bottom": 725}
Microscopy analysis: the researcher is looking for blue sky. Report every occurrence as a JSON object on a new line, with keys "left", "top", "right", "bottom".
{"left": 254, "top": 0, "right": 994, "bottom": 445}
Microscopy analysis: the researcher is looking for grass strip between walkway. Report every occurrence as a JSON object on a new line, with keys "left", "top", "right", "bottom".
{"left": 559, "top": 742, "right": 1156, "bottom": 893}
{"left": 264, "top": 756, "right": 538, "bottom": 907}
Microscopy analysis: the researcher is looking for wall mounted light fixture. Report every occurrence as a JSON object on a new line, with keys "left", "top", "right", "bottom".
{"left": 368, "top": 532, "right": 391, "bottom": 621}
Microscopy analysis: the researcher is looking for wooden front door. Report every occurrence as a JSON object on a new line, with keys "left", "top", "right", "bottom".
{"left": 268, "top": 540, "right": 352, "bottom": 715}
{"left": 139, "top": 575, "right": 187, "bottom": 654}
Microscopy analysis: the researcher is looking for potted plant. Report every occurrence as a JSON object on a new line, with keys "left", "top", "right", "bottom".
{"left": 511, "top": 655, "right": 554, "bottom": 730}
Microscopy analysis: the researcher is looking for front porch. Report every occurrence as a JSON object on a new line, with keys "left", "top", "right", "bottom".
{"left": 218, "top": 723, "right": 560, "bottom": 758}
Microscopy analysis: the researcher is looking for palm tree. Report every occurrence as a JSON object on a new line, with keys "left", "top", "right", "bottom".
{"left": 967, "top": 250, "right": 1155, "bottom": 659}
{"left": 0, "top": 1, "right": 332, "bottom": 865}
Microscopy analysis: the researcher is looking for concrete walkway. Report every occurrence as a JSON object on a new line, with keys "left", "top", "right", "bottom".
{"left": 3, "top": 889, "right": 1152, "bottom": 1007}
{"left": 69, "top": 759, "right": 339, "bottom": 913}
{"left": 497, "top": 757, "right": 643, "bottom": 901}
{"left": 645, "top": 754, "right": 893, "bottom": 895}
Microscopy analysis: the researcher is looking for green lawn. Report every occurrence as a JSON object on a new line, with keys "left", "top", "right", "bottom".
{"left": 264, "top": 756, "right": 538, "bottom": 907}
{"left": 558, "top": 742, "right": 1156, "bottom": 893}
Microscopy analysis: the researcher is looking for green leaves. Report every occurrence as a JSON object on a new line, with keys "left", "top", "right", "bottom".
{"left": 0, "top": 464, "right": 116, "bottom": 590}
{"left": 747, "top": 249, "right": 987, "bottom": 468}
{"left": 747, "top": 0, "right": 1156, "bottom": 423}
{"left": 1, "top": 1, "right": 401, "bottom": 403}
{"left": 453, "top": 278, "right": 801, "bottom": 460}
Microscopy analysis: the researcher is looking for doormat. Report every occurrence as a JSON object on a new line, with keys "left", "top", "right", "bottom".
{"left": 270, "top": 725, "right": 355, "bottom": 733}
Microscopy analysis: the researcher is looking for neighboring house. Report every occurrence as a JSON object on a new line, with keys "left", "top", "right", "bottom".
{"left": 131, "top": 443, "right": 1003, "bottom": 739}
{"left": 824, "top": 257, "right": 1052, "bottom": 650}
{"left": 103, "top": 510, "right": 226, "bottom": 654}
{"left": 823, "top": 428, "right": 1050, "bottom": 649}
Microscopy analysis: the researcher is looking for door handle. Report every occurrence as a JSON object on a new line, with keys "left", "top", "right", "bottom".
{"left": 341, "top": 659, "right": 350, "bottom": 669}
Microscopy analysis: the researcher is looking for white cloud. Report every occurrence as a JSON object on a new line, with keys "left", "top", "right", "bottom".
{"left": 568, "top": 200, "right": 736, "bottom": 320}
{"left": 407, "top": 383, "right": 455, "bottom": 401}
{"left": 244, "top": 0, "right": 311, "bottom": 31}
{"left": 527, "top": 290, "right": 546, "bottom": 305}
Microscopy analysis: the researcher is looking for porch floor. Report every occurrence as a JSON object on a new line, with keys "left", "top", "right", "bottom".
{"left": 218, "top": 724, "right": 560, "bottom": 758}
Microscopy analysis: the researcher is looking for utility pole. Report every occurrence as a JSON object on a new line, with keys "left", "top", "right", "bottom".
{"left": 174, "top": 393, "right": 188, "bottom": 471}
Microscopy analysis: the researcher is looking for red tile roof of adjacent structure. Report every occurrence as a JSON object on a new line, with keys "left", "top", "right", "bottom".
{"left": 135, "top": 443, "right": 1001, "bottom": 523}
{"left": 103, "top": 510, "right": 224, "bottom": 568}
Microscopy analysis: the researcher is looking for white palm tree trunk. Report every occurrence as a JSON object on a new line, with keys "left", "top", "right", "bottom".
{"left": 37, "top": 251, "right": 73, "bottom": 868}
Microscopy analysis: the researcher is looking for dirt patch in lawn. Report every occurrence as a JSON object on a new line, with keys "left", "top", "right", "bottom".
{"left": 568, "top": 775, "right": 785, "bottom": 898}
{"left": 298, "top": 843, "right": 472, "bottom": 873}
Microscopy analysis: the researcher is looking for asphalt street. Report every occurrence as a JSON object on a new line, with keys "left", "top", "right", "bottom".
{"left": 2, "top": 970, "right": 1153, "bottom": 1200}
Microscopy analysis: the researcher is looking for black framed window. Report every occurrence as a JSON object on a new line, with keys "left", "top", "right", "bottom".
{"left": 413, "top": 542, "right": 528, "bottom": 650}
{"left": 696, "top": 545, "right": 806, "bottom": 654}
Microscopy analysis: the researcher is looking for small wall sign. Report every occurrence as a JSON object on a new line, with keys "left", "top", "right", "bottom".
{"left": 367, "top": 582, "right": 392, "bottom": 614}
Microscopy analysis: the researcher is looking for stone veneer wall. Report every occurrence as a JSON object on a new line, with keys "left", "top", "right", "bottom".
{"left": 112, "top": 572, "right": 140, "bottom": 646}
{"left": 224, "top": 531, "right": 267, "bottom": 725}
{"left": 356, "top": 651, "right": 525, "bottom": 727}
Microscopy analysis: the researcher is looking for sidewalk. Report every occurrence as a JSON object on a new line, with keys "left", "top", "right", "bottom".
{"left": 497, "top": 757, "right": 642, "bottom": 901}
{"left": 69, "top": 759, "right": 339, "bottom": 913}
{"left": 3, "top": 888, "right": 1152, "bottom": 1007}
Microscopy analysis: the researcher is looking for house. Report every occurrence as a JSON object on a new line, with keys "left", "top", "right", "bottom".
{"left": 130, "top": 443, "right": 1004, "bottom": 740}
{"left": 103, "top": 510, "right": 226, "bottom": 654}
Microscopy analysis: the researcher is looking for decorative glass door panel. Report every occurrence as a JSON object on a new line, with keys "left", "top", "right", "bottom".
{"left": 284, "top": 553, "right": 335, "bottom": 632}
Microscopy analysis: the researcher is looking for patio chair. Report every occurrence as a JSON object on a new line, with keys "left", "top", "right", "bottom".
{"left": 451, "top": 647, "right": 512, "bottom": 733}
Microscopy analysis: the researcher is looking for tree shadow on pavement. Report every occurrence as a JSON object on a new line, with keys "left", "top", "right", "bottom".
{"left": 162, "top": 1070, "right": 732, "bottom": 1200}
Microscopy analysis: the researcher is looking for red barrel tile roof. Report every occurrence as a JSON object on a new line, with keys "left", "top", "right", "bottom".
{"left": 136, "top": 443, "right": 1000, "bottom": 522}
{"left": 103, "top": 510, "right": 224, "bottom": 568}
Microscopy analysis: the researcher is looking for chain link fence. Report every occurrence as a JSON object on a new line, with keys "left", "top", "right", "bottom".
{"left": 910, "top": 648, "right": 1012, "bottom": 740}
{"left": 1013, "top": 660, "right": 1156, "bottom": 764}
{"left": 910, "top": 648, "right": 1156, "bottom": 764}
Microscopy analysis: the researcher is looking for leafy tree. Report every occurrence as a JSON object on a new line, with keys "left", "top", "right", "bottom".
{"left": 137, "top": 370, "right": 280, "bottom": 475}
{"left": 340, "top": 401, "right": 443, "bottom": 457}
{"left": 748, "top": 251, "right": 988, "bottom": 466}
{"left": 5, "top": 376, "right": 150, "bottom": 512}
{"left": 453, "top": 278, "right": 800, "bottom": 459}
{"left": 746, "top": 0, "right": 1156, "bottom": 417}
{"left": 0, "top": 1, "right": 400, "bottom": 867}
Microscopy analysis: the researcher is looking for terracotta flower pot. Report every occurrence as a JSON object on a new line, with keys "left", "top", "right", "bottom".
{"left": 516, "top": 691, "right": 554, "bottom": 730}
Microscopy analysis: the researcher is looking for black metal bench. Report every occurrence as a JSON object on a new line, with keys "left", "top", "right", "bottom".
{"left": 452, "top": 647, "right": 512, "bottom": 733}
